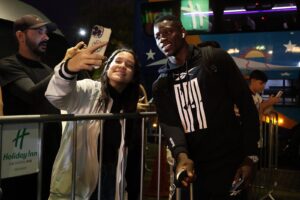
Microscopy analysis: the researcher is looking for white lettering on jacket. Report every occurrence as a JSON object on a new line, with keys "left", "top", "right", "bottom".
{"left": 174, "top": 77, "right": 207, "bottom": 133}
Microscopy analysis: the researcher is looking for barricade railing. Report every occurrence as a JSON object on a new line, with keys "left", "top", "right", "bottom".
{"left": 0, "top": 111, "right": 284, "bottom": 200}
{"left": 0, "top": 112, "right": 166, "bottom": 200}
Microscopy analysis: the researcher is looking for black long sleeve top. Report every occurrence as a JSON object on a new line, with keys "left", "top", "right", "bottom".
{"left": 0, "top": 54, "right": 60, "bottom": 115}
{"left": 153, "top": 46, "right": 259, "bottom": 163}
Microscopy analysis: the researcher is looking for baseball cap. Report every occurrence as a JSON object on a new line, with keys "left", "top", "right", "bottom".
{"left": 13, "top": 14, "right": 57, "bottom": 32}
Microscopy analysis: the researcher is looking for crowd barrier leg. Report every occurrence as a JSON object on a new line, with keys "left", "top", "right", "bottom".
{"left": 71, "top": 121, "right": 78, "bottom": 200}
{"left": 96, "top": 120, "right": 104, "bottom": 200}
{"left": 37, "top": 122, "right": 43, "bottom": 200}
{"left": 175, "top": 184, "right": 193, "bottom": 200}
{"left": 139, "top": 118, "right": 146, "bottom": 200}
{"left": 176, "top": 188, "right": 181, "bottom": 200}
{"left": 0, "top": 124, "right": 3, "bottom": 200}
{"left": 145, "top": 127, "right": 169, "bottom": 199}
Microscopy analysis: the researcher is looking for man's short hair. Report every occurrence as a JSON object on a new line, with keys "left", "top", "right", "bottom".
{"left": 13, "top": 14, "right": 57, "bottom": 33}
{"left": 154, "top": 14, "right": 181, "bottom": 26}
{"left": 249, "top": 70, "right": 268, "bottom": 82}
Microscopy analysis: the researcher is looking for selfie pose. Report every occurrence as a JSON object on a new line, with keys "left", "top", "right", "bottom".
{"left": 45, "top": 45, "right": 141, "bottom": 200}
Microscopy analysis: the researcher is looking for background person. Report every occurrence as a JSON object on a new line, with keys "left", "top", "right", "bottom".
{"left": 152, "top": 14, "right": 260, "bottom": 200}
{"left": 0, "top": 14, "right": 62, "bottom": 200}
{"left": 248, "top": 69, "right": 281, "bottom": 115}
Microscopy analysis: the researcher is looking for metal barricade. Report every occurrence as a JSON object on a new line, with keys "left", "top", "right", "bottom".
{"left": 2, "top": 112, "right": 292, "bottom": 200}
{"left": 253, "top": 112, "right": 279, "bottom": 200}
{"left": 0, "top": 112, "right": 167, "bottom": 200}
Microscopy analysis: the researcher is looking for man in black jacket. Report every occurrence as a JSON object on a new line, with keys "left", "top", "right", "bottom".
{"left": 152, "top": 14, "right": 260, "bottom": 199}
{"left": 0, "top": 14, "right": 61, "bottom": 200}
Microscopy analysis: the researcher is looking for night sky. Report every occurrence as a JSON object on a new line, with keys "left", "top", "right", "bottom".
{"left": 20, "top": 0, "right": 83, "bottom": 44}
{"left": 20, "top": 0, "right": 135, "bottom": 48}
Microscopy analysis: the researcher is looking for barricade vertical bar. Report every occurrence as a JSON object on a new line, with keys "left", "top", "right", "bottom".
{"left": 176, "top": 188, "right": 181, "bottom": 200}
{"left": 259, "top": 120, "right": 263, "bottom": 169}
{"left": 97, "top": 120, "right": 104, "bottom": 200}
{"left": 263, "top": 116, "right": 268, "bottom": 168}
{"left": 274, "top": 113, "right": 279, "bottom": 169}
{"left": 37, "top": 122, "right": 43, "bottom": 200}
{"left": 169, "top": 161, "right": 175, "bottom": 200}
{"left": 175, "top": 184, "right": 193, "bottom": 200}
{"left": 190, "top": 183, "right": 193, "bottom": 200}
{"left": 274, "top": 113, "right": 279, "bottom": 193}
{"left": 139, "top": 117, "right": 145, "bottom": 200}
{"left": 157, "top": 127, "right": 162, "bottom": 200}
{"left": 258, "top": 113, "right": 279, "bottom": 200}
{"left": 257, "top": 119, "right": 264, "bottom": 190}
{"left": 0, "top": 123, "right": 3, "bottom": 199}
{"left": 268, "top": 116, "right": 274, "bottom": 168}
{"left": 120, "top": 118, "right": 126, "bottom": 200}
{"left": 71, "top": 121, "right": 78, "bottom": 200}
{"left": 270, "top": 113, "right": 278, "bottom": 199}
{"left": 273, "top": 113, "right": 279, "bottom": 191}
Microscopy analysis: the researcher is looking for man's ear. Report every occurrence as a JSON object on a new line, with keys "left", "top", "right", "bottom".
{"left": 15, "top": 31, "right": 24, "bottom": 43}
{"left": 181, "top": 28, "right": 187, "bottom": 38}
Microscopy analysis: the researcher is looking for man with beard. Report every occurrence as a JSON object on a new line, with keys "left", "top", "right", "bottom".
{"left": 0, "top": 14, "right": 62, "bottom": 200}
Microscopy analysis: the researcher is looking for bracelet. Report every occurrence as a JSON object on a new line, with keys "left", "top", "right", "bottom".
{"left": 64, "top": 58, "right": 77, "bottom": 75}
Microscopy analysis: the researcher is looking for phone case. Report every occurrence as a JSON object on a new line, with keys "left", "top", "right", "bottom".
{"left": 88, "top": 25, "right": 111, "bottom": 56}
{"left": 229, "top": 178, "right": 244, "bottom": 196}
{"left": 276, "top": 90, "right": 283, "bottom": 97}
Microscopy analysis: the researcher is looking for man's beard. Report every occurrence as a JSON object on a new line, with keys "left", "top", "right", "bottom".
{"left": 25, "top": 36, "right": 47, "bottom": 57}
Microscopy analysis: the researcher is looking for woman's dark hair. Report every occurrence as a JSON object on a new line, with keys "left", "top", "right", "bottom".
{"left": 99, "top": 48, "right": 141, "bottom": 112}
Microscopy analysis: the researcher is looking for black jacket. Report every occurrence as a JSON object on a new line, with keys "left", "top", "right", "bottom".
{"left": 153, "top": 45, "right": 259, "bottom": 163}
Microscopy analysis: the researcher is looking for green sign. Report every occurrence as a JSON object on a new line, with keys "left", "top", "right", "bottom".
{"left": 1, "top": 123, "right": 40, "bottom": 178}
{"left": 180, "top": 0, "right": 209, "bottom": 31}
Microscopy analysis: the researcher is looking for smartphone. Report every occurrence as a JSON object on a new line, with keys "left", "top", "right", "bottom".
{"left": 88, "top": 25, "right": 111, "bottom": 68}
{"left": 275, "top": 90, "right": 283, "bottom": 98}
{"left": 176, "top": 169, "right": 188, "bottom": 183}
{"left": 229, "top": 178, "right": 244, "bottom": 196}
{"left": 174, "top": 169, "right": 188, "bottom": 187}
